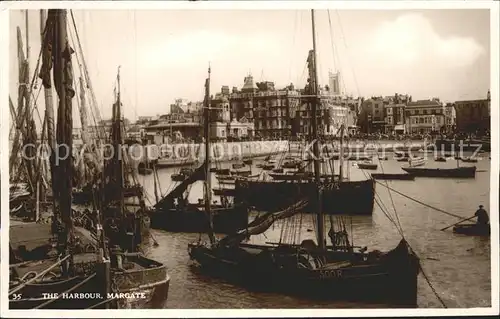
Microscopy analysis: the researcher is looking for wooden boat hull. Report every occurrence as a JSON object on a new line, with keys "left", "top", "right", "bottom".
{"left": 401, "top": 166, "right": 476, "bottom": 178}
{"left": 213, "top": 187, "right": 237, "bottom": 197}
{"left": 150, "top": 203, "right": 248, "bottom": 234}
{"left": 138, "top": 168, "right": 153, "bottom": 175}
{"left": 9, "top": 255, "right": 170, "bottom": 309}
{"left": 371, "top": 173, "right": 415, "bottom": 181}
{"left": 357, "top": 163, "right": 377, "bottom": 170}
{"left": 453, "top": 224, "right": 490, "bottom": 236}
{"left": 171, "top": 174, "right": 187, "bottom": 182}
{"left": 188, "top": 239, "right": 419, "bottom": 307}
{"left": 235, "top": 179, "right": 375, "bottom": 215}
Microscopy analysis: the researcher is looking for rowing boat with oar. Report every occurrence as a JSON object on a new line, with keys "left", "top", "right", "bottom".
{"left": 453, "top": 224, "right": 490, "bottom": 236}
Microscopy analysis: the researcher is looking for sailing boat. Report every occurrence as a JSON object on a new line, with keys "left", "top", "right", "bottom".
{"left": 188, "top": 10, "right": 420, "bottom": 307}
{"left": 150, "top": 66, "right": 249, "bottom": 234}
{"left": 9, "top": 10, "right": 169, "bottom": 309}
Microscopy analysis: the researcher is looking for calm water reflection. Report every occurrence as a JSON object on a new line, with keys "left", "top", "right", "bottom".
{"left": 138, "top": 153, "right": 491, "bottom": 308}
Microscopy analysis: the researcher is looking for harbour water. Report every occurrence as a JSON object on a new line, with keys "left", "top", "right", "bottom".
{"left": 137, "top": 151, "right": 491, "bottom": 308}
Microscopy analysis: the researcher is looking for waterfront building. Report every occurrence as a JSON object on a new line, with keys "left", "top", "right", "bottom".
{"left": 454, "top": 90, "right": 490, "bottom": 136}
{"left": 359, "top": 97, "right": 386, "bottom": 134}
{"left": 293, "top": 94, "right": 353, "bottom": 137}
{"left": 230, "top": 74, "right": 301, "bottom": 139}
{"left": 170, "top": 98, "right": 189, "bottom": 113}
{"left": 143, "top": 122, "right": 202, "bottom": 144}
{"left": 384, "top": 94, "right": 410, "bottom": 135}
{"left": 405, "top": 98, "right": 445, "bottom": 135}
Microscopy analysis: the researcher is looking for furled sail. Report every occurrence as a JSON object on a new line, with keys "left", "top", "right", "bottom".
{"left": 218, "top": 197, "right": 309, "bottom": 247}
{"left": 154, "top": 162, "right": 207, "bottom": 209}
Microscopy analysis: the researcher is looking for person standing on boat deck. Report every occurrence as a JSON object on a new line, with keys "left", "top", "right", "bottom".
{"left": 475, "top": 205, "right": 489, "bottom": 225}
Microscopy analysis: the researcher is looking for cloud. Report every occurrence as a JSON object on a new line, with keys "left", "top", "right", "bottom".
{"left": 368, "top": 13, "right": 485, "bottom": 68}
{"left": 138, "top": 31, "right": 282, "bottom": 70}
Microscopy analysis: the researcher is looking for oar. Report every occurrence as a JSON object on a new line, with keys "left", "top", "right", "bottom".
{"left": 440, "top": 215, "right": 476, "bottom": 231}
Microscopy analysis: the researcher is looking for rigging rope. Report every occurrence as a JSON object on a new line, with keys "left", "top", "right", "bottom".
{"left": 334, "top": 10, "right": 361, "bottom": 97}
{"left": 374, "top": 180, "right": 465, "bottom": 219}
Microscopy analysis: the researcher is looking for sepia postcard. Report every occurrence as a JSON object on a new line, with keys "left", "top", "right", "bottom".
{"left": 0, "top": 1, "right": 498, "bottom": 318}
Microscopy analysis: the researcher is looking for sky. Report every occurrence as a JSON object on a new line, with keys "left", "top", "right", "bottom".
{"left": 8, "top": 8, "right": 491, "bottom": 125}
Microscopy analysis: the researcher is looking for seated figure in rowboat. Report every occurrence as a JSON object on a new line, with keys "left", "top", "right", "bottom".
{"left": 475, "top": 205, "right": 489, "bottom": 225}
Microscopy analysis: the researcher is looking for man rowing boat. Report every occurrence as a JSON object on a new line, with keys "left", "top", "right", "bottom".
{"left": 475, "top": 205, "right": 489, "bottom": 225}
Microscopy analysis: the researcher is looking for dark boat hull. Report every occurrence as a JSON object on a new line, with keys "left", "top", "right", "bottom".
{"left": 371, "top": 173, "right": 415, "bottom": 181}
{"left": 453, "top": 224, "right": 490, "bottom": 236}
{"left": 357, "top": 164, "right": 377, "bottom": 170}
{"left": 138, "top": 168, "right": 153, "bottom": 175}
{"left": 188, "top": 239, "right": 419, "bottom": 307}
{"left": 401, "top": 166, "right": 476, "bottom": 178}
{"left": 235, "top": 179, "right": 375, "bottom": 215}
{"left": 9, "top": 255, "right": 170, "bottom": 309}
{"left": 150, "top": 203, "right": 248, "bottom": 234}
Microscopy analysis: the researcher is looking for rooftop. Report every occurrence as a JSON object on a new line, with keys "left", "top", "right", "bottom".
{"left": 406, "top": 100, "right": 442, "bottom": 107}
{"left": 145, "top": 122, "right": 201, "bottom": 130}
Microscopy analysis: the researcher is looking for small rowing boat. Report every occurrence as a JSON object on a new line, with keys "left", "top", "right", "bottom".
{"left": 453, "top": 224, "right": 490, "bottom": 236}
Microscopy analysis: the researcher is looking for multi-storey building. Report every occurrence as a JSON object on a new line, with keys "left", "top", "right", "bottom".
{"left": 405, "top": 98, "right": 445, "bottom": 135}
{"left": 454, "top": 90, "right": 490, "bottom": 136}
{"left": 170, "top": 98, "right": 189, "bottom": 113}
{"left": 358, "top": 97, "right": 385, "bottom": 133}
{"left": 293, "top": 94, "right": 353, "bottom": 137}
{"left": 230, "top": 74, "right": 301, "bottom": 139}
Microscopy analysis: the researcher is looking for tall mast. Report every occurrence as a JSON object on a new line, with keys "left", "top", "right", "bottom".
{"left": 116, "top": 67, "right": 125, "bottom": 219}
{"left": 310, "top": 9, "right": 325, "bottom": 249}
{"left": 40, "top": 9, "right": 57, "bottom": 219}
{"left": 204, "top": 64, "right": 216, "bottom": 244}
{"left": 51, "top": 9, "right": 75, "bottom": 271}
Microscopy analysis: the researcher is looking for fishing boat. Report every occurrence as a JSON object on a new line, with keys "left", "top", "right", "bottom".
{"left": 230, "top": 168, "right": 252, "bottom": 176}
{"left": 371, "top": 173, "right": 415, "bottom": 181}
{"left": 269, "top": 171, "right": 313, "bottom": 181}
{"left": 213, "top": 187, "right": 238, "bottom": 197}
{"left": 460, "top": 157, "right": 478, "bottom": 163}
{"left": 188, "top": 15, "right": 420, "bottom": 306}
{"left": 215, "top": 168, "right": 231, "bottom": 175}
{"left": 232, "top": 163, "right": 245, "bottom": 169}
{"left": 452, "top": 224, "right": 490, "bottom": 236}
{"left": 138, "top": 162, "right": 153, "bottom": 175}
{"left": 281, "top": 158, "right": 303, "bottom": 169}
{"left": 171, "top": 167, "right": 194, "bottom": 182}
{"left": 272, "top": 167, "right": 284, "bottom": 173}
{"left": 150, "top": 66, "right": 249, "bottom": 234}
{"left": 357, "top": 161, "right": 378, "bottom": 170}
{"left": 401, "top": 166, "right": 476, "bottom": 178}
{"left": 261, "top": 163, "right": 275, "bottom": 170}
{"left": 9, "top": 10, "right": 169, "bottom": 309}
{"left": 408, "top": 157, "right": 426, "bottom": 167}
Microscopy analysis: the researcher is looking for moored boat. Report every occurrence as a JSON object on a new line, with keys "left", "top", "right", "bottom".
{"left": 9, "top": 15, "right": 169, "bottom": 309}
{"left": 460, "top": 157, "right": 478, "bottom": 163}
{"left": 189, "top": 14, "right": 421, "bottom": 304}
{"left": 401, "top": 166, "right": 476, "bottom": 178}
{"left": 371, "top": 173, "right": 415, "bottom": 181}
{"left": 453, "top": 224, "right": 490, "bottom": 236}
{"left": 357, "top": 161, "right": 378, "bottom": 170}
{"left": 151, "top": 67, "right": 249, "bottom": 234}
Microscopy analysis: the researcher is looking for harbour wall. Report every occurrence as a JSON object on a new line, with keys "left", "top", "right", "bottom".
{"left": 131, "top": 140, "right": 289, "bottom": 168}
